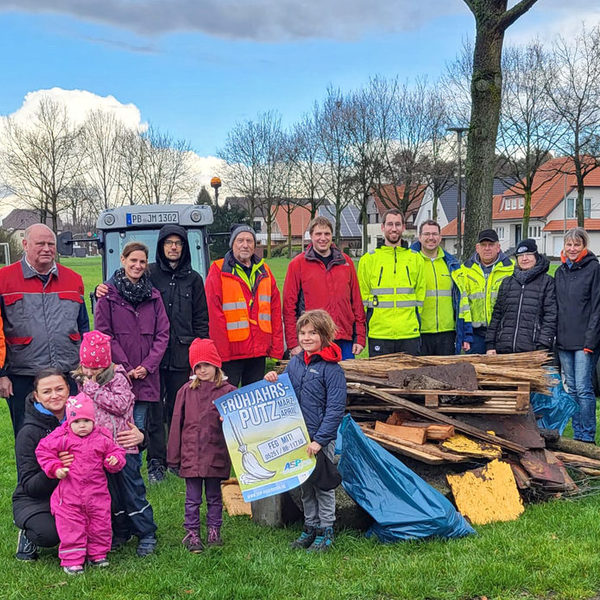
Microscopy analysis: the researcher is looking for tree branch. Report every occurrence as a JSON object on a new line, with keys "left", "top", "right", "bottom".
{"left": 498, "top": 0, "right": 539, "bottom": 32}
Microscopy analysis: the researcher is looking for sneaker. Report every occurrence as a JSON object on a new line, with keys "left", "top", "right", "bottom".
{"left": 290, "top": 525, "right": 317, "bottom": 550}
{"left": 307, "top": 527, "right": 334, "bottom": 552}
{"left": 16, "top": 529, "right": 38, "bottom": 561}
{"left": 147, "top": 459, "right": 166, "bottom": 484}
{"left": 63, "top": 565, "right": 84, "bottom": 575}
{"left": 87, "top": 557, "right": 109, "bottom": 567}
{"left": 207, "top": 526, "right": 222, "bottom": 547}
{"left": 110, "top": 534, "right": 132, "bottom": 551}
{"left": 182, "top": 530, "right": 204, "bottom": 553}
{"left": 136, "top": 534, "right": 157, "bottom": 557}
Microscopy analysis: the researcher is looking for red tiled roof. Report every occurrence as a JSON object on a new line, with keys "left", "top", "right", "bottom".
{"left": 493, "top": 157, "right": 600, "bottom": 220}
{"left": 273, "top": 204, "right": 312, "bottom": 237}
{"left": 441, "top": 215, "right": 464, "bottom": 237}
{"left": 543, "top": 219, "right": 600, "bottom": 232}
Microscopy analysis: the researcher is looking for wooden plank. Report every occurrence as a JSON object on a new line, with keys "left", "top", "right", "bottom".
{"left": 374, "top": 421, "right": 427, "bottom": 444}
{"left": 362, "top": 431, "right": 445, "bottom": 464}
{"left": 356, "top": 384, "right": 527, "bottom": 454}
{"left": 360, "top": 425, "right": 468, "bottom": 463}
{"left": 401, "top": 421, "right": 455, "bottom": 441}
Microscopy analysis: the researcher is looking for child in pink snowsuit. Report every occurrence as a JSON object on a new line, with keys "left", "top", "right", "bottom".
{"left": 35, "top": 392, "right": 126, "bottom": 575}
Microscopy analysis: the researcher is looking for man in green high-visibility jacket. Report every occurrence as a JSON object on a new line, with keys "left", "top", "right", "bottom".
{"left": 411, "top": 220, "right": 473, "bottom": 356}
{"left": 459, "top": 229, "right": 514, "bottom": 354}
{"left": 358, "top": 209, "right": 426, "bottom": 357}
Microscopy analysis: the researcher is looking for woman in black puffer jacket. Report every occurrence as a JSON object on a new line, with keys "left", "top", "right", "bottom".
{"left": 485, "top": 239, "right": 557, "bottom": 354}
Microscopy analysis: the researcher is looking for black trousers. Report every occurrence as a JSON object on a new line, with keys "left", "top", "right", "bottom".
{"left": 222, "top": 357, "right": 266, "bottom": 387}
{"left": 420, "top": 331, "right": 457, "bottom": 356}
{"left": 146, "top": 369, "right": 190, "bottom": 466}
{"left": 6, "top": 373, "right": 77, "bottom": 438}
{"left": 368, "top": 337, "right": 421, "bottom": 357}
{"left": 22, "top": 512, "right": 60, "bottom": 548}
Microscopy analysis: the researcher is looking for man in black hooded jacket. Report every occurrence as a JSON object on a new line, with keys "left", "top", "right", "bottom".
{"left": 97, "top": 224, "right": 209, "bottom": 482}
{"left": 146, "top": 224, "right": 209, "bottom": 481}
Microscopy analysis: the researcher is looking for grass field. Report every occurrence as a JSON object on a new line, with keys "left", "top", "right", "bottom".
{"left": 3, "top": 255, "right": 600, "bottom": 600}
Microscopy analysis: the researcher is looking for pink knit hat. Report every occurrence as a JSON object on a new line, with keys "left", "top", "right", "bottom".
{"left": 66, "top": 392, "right": 96, "bottom": 425}
{"left": 80, "top": 330, "right": 112, "bottom": 368}
{"left": 189, "top": 338, "right": 222, "bottom": 370}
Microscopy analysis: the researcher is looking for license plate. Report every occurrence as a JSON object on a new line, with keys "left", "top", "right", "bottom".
{"left": 126, "top": 212, "right": 179, "bottom": 225}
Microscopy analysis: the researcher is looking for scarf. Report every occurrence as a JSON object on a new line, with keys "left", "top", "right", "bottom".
{"left": 113, "top": 268, "right": 153, "bottom": 306}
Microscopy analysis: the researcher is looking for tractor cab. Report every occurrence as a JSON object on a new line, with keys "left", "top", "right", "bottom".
{"left": 58, "top": 204, "right": 213, "bottom": 281}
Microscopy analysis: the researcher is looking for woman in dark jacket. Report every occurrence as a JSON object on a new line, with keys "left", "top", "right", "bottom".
{"left": 13, "top": 368, "right": 144, "bottom": 561}
{"left": 554, "top": 227, "right": 600, "bottom": 443}
{"left": 486, "top": 239, "right": 557, "bottom": 354}
{"left": 94, "top": 241, "right": 170, "bottom": 556}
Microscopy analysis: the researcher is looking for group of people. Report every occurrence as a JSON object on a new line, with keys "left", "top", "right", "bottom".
{"left": 0, "top": 212, "right": 599, "bottom": 570}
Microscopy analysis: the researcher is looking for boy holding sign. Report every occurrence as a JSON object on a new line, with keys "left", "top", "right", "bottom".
{"left": 264, "top": 309, "right": 346, "bottom": 552}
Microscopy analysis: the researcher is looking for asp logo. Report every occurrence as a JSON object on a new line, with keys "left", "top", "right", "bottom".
{"left": 283, "top": 459, "right": 303, "bottom": 471}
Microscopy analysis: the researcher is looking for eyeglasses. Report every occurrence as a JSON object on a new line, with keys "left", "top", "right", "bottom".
{"left": 164, "top": 240, "right": 183, "bottom": 247}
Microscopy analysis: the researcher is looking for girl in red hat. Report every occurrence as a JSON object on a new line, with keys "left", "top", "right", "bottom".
{"left": 167, "top": 338, "right": 236, "bottom": 552}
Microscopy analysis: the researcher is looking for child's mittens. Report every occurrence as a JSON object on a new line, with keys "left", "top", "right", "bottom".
{"left": 105, "top": 455, "right": 118, "bottom": 467}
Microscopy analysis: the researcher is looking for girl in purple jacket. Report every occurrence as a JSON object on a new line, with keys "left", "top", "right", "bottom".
{"left": 167, "top": 338, "right": 236, "bottom": 553}
{"left": 35, "top": 393, "right": 126, "bottom": 575}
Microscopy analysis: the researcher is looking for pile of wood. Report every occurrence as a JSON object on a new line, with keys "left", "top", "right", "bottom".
{"left": 337, "top": 351, "right": 596, "bottom": 525}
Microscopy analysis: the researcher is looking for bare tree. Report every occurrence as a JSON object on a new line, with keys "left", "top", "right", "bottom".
{"left": 344, "top": 85, "right": 384, "bottom": 251}
{"left": 1, "top": 97, "right": 83, "bottom": 232}
{"left": 546, "top": 26, "right": 600, "bottom": 227}
{"left": 287, "top": 113, "right": 327, "bottom": 218}
{"left": 462, "top": 0, "right": 540, "bottom": 258}
{"left": 117, "top": 129, "right": 144, "bottom": 206}
{"left": 62, "top": 179, "right": 102, "bottom": 232}
{"left": 138, "top": 126, "right": 195, "bottom": 204}
{"left": 497, "top": 42, "right": 559, "bottom": 235}
{"left": 315, "top": 88, "right": 355, "bottom": 245}
{"left": 82, "top": 109, "right": 125, "bottom": 210}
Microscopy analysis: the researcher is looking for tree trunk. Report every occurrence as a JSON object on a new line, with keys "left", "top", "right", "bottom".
{"left": 433, "top": 194, "right": 439, "bottom": 221}
{"left": 335, "top": 203, "right": 342, "bottom": 247}
{"left": 463, "top": 19, "right": 505, "bottom": 259}
{"left": 575, "top": 171, "right": 586, "bottom": 228}
{"left": 522, "top": 189, "right": 532, "bottom": 237}
{"left": 287, "top": 209, "right": 293, "bottom": 259}
{"left": 361, "top": 194, "right": 368, "bottom": 253}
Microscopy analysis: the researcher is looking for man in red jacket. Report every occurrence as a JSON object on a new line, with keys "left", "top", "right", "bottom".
{"left": 283, "top": 216, "right": 365, "bottom": 360}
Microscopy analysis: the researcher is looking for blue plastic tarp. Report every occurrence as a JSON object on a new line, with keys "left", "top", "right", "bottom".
{"left": 530, "top": 371, "right": 578, "bottom": 435}
{"left": 337, "top": 415, "right": 475, "bottom": 542}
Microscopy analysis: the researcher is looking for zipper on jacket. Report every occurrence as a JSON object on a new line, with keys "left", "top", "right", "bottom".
{"left": 512, "top": 284, "right": 525, "bottom": 352}
{"left": 394, "top": 247, "right": 397, "bottom": 275}
{"left": 377, "top": 266, "right": 383, "bottom": 286}
{"left": 432, "top": 259, "right": 439, "bottom": 331}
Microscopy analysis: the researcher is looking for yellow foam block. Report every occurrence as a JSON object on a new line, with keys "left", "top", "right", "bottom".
{"left": 442, "top": 433, "right": 502, "bottom": 459}
{"left": 447, "top": 459, "right": 524, "bottom": 525}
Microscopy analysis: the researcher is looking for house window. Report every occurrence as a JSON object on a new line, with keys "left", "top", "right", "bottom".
{"left": 511, "top": 198, "right": 517, "bottom": 210}
{"left": 495, "top": 226, "right": 505, "bottom": 240}
{"left": 566, "top": 197, "right": 591, "bottom": 219}
{"left": 528, "top": 225, "right": 541, "bottom": 239}
{"left": 518, "top": 198, "right": 524, "bottom": 209}
{"left": 253, "top": 220, "right": 262, "bottom": 232}
{"left": 427, "top": 210, "right": 431, "bottom": 219}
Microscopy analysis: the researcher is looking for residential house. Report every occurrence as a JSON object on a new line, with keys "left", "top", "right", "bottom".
{"left": 1, "top": 209, "right": 63, "bottom": 241}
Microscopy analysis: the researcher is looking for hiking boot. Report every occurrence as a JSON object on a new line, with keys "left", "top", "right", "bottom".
{"left": 136, "top": 534, "right": 157, "bottom": 557}
{"left": 63, "top": 565, "right": 84, "bottom": 575}
{"left": 16, "top": 529, "right": 38, "bottom": 561}
{"left": 147, "top": 459, "right": 166, "bottom": 484}
{"left": 87, "top": 557, "right": 109, "bottom": 567}
{"left": 307, "top": 527, "right": 334, "bottom": 552}
{"left": 182, "top": 530, "right": 204, "bottom": 553}
{"left": 290, "top": 525, "right": 317, "bottom": 549}
{"left": 207, "top": 526, "right": 223, "bottom": 547}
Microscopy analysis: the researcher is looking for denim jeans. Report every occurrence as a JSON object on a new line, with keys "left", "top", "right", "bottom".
{"left": 558, "top": 350, "right": 597, "bottom": 442}
{"left": 467, "top": 331, "right": 487, "bottom": 355}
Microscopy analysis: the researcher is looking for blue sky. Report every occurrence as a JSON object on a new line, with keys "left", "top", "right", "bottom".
{"left": 0, "top": 1, "right": 597, "bottom": 157}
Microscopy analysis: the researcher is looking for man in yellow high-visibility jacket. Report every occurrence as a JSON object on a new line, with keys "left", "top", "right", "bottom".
{"left": 460, "top": 229, "right": 514, "bottom": 354}
{"left": 358, "top": 209, "right": 426, "bottom": 356}
{"left": 411, "top": 220, "right": 472, "bottom": 356}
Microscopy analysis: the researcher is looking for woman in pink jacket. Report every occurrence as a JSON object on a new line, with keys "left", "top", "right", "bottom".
{"left": 35, "top": 392, "right": 126, "bottom": 575}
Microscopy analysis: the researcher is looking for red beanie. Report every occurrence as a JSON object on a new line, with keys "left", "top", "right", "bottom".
{"left": 189, "top": 338, "right": 222, "bottom": 370}
{"left": 80, "top": 330, "right": 112, "bottom": 368}
{"left": 66, "top": 392, "right": 96, "bottom": 425}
